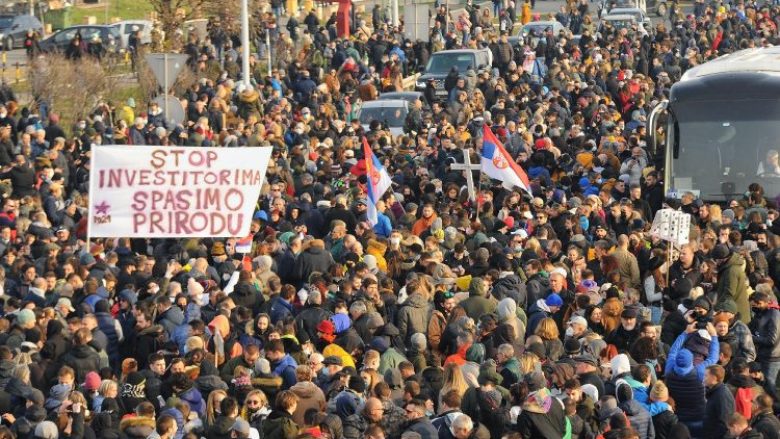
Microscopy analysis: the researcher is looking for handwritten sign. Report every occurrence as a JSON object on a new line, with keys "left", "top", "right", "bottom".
{"left": 88, "top": 145, "right": 272, "bottom": 238}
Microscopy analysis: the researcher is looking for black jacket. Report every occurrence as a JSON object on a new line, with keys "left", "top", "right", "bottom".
{"left": 293, "top": 246, "right": 334, "bottom": 285}
{"left": 230, "top": 281, "right": 264, "bottom": 314}
{"left": 703, "top": 383, "right": 735, "bottom": 438}
{"left": 749, "top": 307, "right": 780, "bottom": 361}
{"left": 491, "top": 274, "right": 527, "bottom": 308}
{"left": 750, "top": 409, "right": 780, "bottom": 439}
{"left": 294, "top": 305, "right": 333, "bottom": 344}
{"left": 61, "top": 344, "right": 101, "bottom": 382}
{"left": 652, "top": 410, "right": 679, "bottom": 439}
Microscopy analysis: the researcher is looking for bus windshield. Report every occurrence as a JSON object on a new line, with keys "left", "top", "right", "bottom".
{"left": 671, "top": 99, "right": 780, "bottom": 203}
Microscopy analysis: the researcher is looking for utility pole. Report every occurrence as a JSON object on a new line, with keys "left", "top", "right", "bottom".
{"left": 241, "top": 0, "right": 251, "bottom": 88}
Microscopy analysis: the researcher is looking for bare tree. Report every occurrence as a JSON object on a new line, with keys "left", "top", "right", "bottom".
{"left": 30, "top": 55, "right": 118, "bottom": 129}
{"left": 148, "top": 0, "right": 208, "bottom": 45}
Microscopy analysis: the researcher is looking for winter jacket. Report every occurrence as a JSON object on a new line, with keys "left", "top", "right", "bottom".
{"left": 342, "top": 413, "right": 368, "bottom": 439}
{"left": 526, "top": 273, "right": 550, "bottom": 304}
{"left": 290, "top": 381, "right": 326, "bottom": 425}
{"left": 516, "top": 394, "right": 567, "bottom": 439}
{"left": 271, "top": 354, "right": 298, "bottom": 390}
{"left": 620, "top": 399, "right": 655, "bottom": 439}
{"left": 651, "top": 409, "right": 678, "bottom": 439}
{"left": 703, "top": 383, "right": 735, "bottom": 438}
{"left": 95, "top": 311, "right": 121, "bottom": 366}
{"left": 526, "top": 299, "right": 553, "bottom": 337}
{"left": 459, "top": 294, "right": 498, "bottom": 321}
{"left": 61, "top": 344, "right": 101, "bottom": 383}
{"left": 178, "top": 386, "right": 206, "bottom": 419}
{"left": 396, "top": 293, "right": 430, "bottom": 344}
{"left": 750, "top": 409, "right": 780, "bottom": 439}
{"left": 378, "top": 347, "right": 407, "bottom": 375}
{"left": 294, "top": 305, "right": 333, "bottom": 344}
{"left": 491, "top": 274, "right": 527, "bottom": 308}
{"left": 405, "top": 416, "right": 438, "bottom": 439}
{"left": 717, "top": 253, "right": 751, "bottom": 324}
{"left": 119, "top": 416, "right": 155, "bottom": 439}
{"left": 293, "top": 246, "right": 334, "bottom": 284}
{"left": 269, "top": 296, "right": 295, "bottom": 325}
{"left": 156, "top": 305, "right": 185, "bottom": 337}
{"left": 206, "top": 415, "right": 235, "bottom": 439}
{"left": 261, "top": 410, "right": 298, "bottom": 439}
{"left": 229, "top": 281, "right": 264, "bottom": 314}
{"left": 749, "top": 307, "right": 780, "bottom": 361}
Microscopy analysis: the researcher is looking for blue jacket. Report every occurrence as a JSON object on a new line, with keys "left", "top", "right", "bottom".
{"left": 665, "top": 332, "right": 719, "bottom": 382}
{"left": 373, "top": 212, "right": 392, "bottom": 238}
{"left": 270, "top": 297, "right": 294, "bottom": 324}
{"left": 272, "top": 354, "right": 298, "bottom": 390}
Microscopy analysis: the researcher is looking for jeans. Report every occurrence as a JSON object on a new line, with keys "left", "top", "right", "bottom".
{"left": 683, "top": 420, "right": 702, "bottom": 438}
{"left": 762, "top": 360, "right": 780, "bottom": 400}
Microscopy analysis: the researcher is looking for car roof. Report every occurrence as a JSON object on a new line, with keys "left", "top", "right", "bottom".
{"left": 360, "top": 99, "right": 407, "bottom": 108}
{"left": 379, "top": 92, "right": 422, "bottom": 98}
{"left": 603, "top": 14, "right": 636, "bottom": 20}
{"left": 431, "top": 49, "right": 484, "bottom": 55}
{"left": 609, "top": 7, "right": 642, "bottom": 12}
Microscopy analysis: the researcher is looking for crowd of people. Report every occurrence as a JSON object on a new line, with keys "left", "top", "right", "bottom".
{"left": 0, "top": 0, "right": 779, "bottom": 439}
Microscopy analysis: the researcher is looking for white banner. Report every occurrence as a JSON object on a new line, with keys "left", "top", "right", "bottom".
{"left": 650, "top": 208, "right": 691, "bottom": 246}
{"left": 88, "top": 145, "right": 272, "bottom": 238}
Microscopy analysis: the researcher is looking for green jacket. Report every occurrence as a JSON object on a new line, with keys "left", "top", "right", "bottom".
{"left": 717, "top": 253, "right": 751, "bottom": 325}
{"left": 261, "top": 410, "right": 298, "bottom": 439}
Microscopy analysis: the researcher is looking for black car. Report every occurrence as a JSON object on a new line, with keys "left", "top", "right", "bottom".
{"left": 38, "top": 25, "right": 120, "bottom": 53}
{"left": 414, "top": 49, "right": 492, "bottom": 100}
{"left": 0, "top": 15, "right": 43, "bottom": 50}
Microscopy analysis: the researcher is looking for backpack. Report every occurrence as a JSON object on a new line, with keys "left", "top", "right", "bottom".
{"left": 734, "top": 386, "right": 753, "bottom": 419}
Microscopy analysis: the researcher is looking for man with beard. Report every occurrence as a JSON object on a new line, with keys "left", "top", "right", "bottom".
{"left": 714, "top": 300, "right": 756, "bottom": 362}
{"left": 748, "top": 292, "right": 780, "bottom": 401}
{"left": 429, "top": 291, "right": 456, "bottom": 366}
{"left": 605, "top": 308, "right": 640, "bottom": 353}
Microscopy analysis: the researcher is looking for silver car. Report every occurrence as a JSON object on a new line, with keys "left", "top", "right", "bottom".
{"left": 357, "top": 99, "right": 409, "bottom": 137}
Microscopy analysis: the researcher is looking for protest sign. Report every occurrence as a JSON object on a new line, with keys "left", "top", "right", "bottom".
{"left": 88, "top": 146, "right": 272, "bottom": 238}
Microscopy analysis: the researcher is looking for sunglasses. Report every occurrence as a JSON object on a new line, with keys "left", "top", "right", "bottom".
{"left": 246, "top": 400, "right": 261, "bottom": 405}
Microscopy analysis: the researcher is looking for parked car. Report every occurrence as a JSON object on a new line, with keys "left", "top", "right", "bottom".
{"left": 111, "top": 19, "right": 152, "bottom": 49}
{"left": 414, "top": 49, "right": 492, "bottom": 99}
{"left": 598, "top": 14, "right": 649, "bottom": 37}
{"left": 518, "top": 20, "right": 565, "bottom": 47}
{"left": 379, "top": 91, "right": 425, "bottom": 105}
{"left": 606, "top": 7, "right": 653, "bottom": 31}
{"left": 0, "top": 14, "right": 43, "bottom": 50}
{"left": 38, "top": 25, "right": 120, "bottom": 53}
{"left": 357, "top": 99, "right": 409, "bottom": 137}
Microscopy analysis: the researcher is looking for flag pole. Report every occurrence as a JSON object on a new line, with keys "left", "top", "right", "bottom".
{"left": 474, "top": 148, "right": 485, "bottom": 223}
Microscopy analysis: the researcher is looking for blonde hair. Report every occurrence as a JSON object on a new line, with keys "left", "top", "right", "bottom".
{"left": 98, "top": 380, "right": 118, "bottom": 397}
{"left": 535, "top": 318, "right": 560, "bottom": 340}
{"left": 239, "top": 389, "right": 269, "bottom": 419}
{"left": 439, "top": 363, "right": 468, "bottom": 405}
{"left": 206, "top": 389, "right": 228, "bottom": 426}
{"left": 525, "top": 237, "right": 542, "bottom": 255}
{"left": 519, "top": 352, "right": 540, "bottom": 374}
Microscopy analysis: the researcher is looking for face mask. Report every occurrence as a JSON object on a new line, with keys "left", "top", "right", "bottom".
{"left": 514, "top": 246, "right": 523, "bottom": 253}
{"left": 751, "top": 306, "right": 762, "bottom": 314}
{"left": 149, "top": 286, "right": 160, "bottom": 295}
{"left": 78, "top": 122, "right": 86, "bottom": 130}
{"left": 321, "top": 367, "right": 331, "bottom": 377}
{"left": 390, "top": 237, "right": 400, "bottom": 246}
{"left": 565, "top": 327, "right": 574, "bottom": 337}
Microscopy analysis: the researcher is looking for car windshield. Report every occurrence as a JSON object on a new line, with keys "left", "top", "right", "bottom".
{"left": 524, "top": 24, "right": 553, "bottom": 36}
{"left": 0, "top": 17, "right": 14, "bottom": 29}
{"left": 605, "top": 18, "right": 635, "bottom": 29}
{"left": 426, "top": 53, "right": 476, "bottom": 74}
{"left": 359, "top": 106, "right": 407, "bottom": 127}
{"left": 672, "top": 99, "right": 780, "bottom": 202}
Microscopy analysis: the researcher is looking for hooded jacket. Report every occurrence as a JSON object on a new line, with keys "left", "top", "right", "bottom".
{"left": 491, "top": 274, "right": 527, "bottom": 308}
{"left": 230, "top": 281, "right": 264, "bottom": 314}
{"left": 119, "top": 416, "right": 155, "bottom": 439}
{"left": 262, "top": 410, "right": 298, "bottom": 439}
{"left": 271, "top": 354, "right": 298, "bottom": 390}
{"left": 717, "top": 253, "right": 751, "bottom": 324}
{"left": 156, "top": 305, "right": 185, "bottom": 337}
{"left": 290, "top": 381, "right": 326, "bottom": 425}
{"left": 61, "top": 344, "right": 101, "bottom": 382}
{"left": 396, "top": 293, "right": 430, "bottom": 344}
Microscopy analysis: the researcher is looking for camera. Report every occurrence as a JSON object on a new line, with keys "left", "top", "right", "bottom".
{"left": 693, "top": 310, "right": 712, "bottom": 329}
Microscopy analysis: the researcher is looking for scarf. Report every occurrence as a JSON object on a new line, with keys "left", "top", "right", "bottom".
{"left": 121, "top": 381, "right": 146, "bottom": 399}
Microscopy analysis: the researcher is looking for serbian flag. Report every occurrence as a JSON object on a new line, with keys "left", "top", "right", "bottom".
{"left": 481, "top": 125, "right": 532, "bottom": 195}
{"left": 235, "top": 232, "right": 254, "bottom": 254}
{"left": 362, "top": 137, "right": 392, "bottom": 226}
